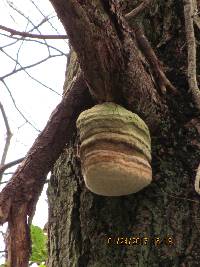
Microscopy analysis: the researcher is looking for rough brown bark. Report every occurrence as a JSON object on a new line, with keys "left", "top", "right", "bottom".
{"left": 49, "top": 0, "right": 164, "bottom": 127}
{"left": 6, "top": 204, "right": 30, "bottom": 267}
{"left": 48, "top": 1, "right": 200, "bottom": 266}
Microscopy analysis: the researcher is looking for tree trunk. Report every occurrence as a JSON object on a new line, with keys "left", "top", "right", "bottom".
{"left": 48, "top": 1, "right": 200, "bottom": 266}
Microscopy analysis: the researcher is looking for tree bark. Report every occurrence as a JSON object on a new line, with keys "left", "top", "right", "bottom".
{"left": 49, "top": 0, "right": 165, "bottom": 129}
{"left": 48, "top": 1, "right": 200, "bottom": 266}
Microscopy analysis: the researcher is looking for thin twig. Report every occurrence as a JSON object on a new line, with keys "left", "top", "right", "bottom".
{"left": 158, "top": 187, "right": 200, "bottom": 204}
{"left": 0, "top": 157, "right": 25, "bottom": 178}
{"left": 0, "top": 50, "right": 63, "bottom": 80}
{"left": 0, "top": 46, "right": 62, "bottom": 96}
{"left": 13, "top": 21, "right": 29, "bottom": 71}
{"left": 7, "top": 2, "right": 53, "bottom": 56}
{"left": 125, "top": 0, "right": 153, "bottom": 20}
{"left": 0, "top": 102, "right": 12, "bottom": 182}
{"left": 28, "top": 16, "right": 53, "bottom": 33}
{"left": 1, "top": 33, "right": 68, "bottom": 56}
{"left": 29, "top": 0, "right": 66, "bottom": 42}
{"left": 1, "top": 80, "right": 41, "bottom": 133}
{"left": 133, "top": 26, "right": 178, "bottom": 94}
{"left": 0, "top": 24, "right": 67, "bottom": 39}
{"left": 7, "top": 1, "right": 53, "bottom": 55}
{"left": 124, "top": 3, "right": 178, "bottom": 95}
{"left": 0, "top": 181, "right": 9, "bottom": 185}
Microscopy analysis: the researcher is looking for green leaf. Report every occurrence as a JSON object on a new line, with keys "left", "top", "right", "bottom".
{"left": 30, "top": 225, "right": 47, "bottom": 264}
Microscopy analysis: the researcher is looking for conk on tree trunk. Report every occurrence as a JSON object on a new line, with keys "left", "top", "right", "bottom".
{"left": 76, "top": 102, "right": 152, "bottom": 196}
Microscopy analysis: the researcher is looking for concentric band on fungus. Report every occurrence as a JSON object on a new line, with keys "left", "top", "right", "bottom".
{"left": 80, "top": 132, "right": 151, "bottom": 163}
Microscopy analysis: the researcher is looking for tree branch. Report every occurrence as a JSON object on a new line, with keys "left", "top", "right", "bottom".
{"left": 195, "top": 163, "right": 200, "bottom": 195}
{"left": 1, "top": 32, "right": 68, "bottom": 56}
{"left": 1, "top": 52, "right": 64, "bottom": 80}
{"left": 125, "top": 0, "right": 153, "bottom": 20}
{"left": 132, "top": 26, "right": 178, "bottom": 95}
{"left": 0, "top": 46, "right": 63, "bottom": 96}
{"left": 1, "top": 80, "right": 41, "bottom": 133}
{"left": 184, "top": 0, "right": 200, "bottom": 199}
{"left": 29, "top": 0, "right": 66, "bottom": 41}
{"left": 123, "top": 1, "right": 178, "bottom": 95}
{"left": 0, "top": 102, "right": 13, "bottom": 183}
{"left": 49, "top": 0, "right": 163, "bottom": 127}
{"left": 184, "top": 0, "right": 200, "bottom": 110}
{"left": 193, "top": 0, "right": 200, "bottom": 30}
{"left": 0, "top": 71, "right": 93, "bottom": 267}
{"left": 0, "top": 24, "right": 67, "bottom": 40}
{"left": 0, "top": 157, "right": 25, "bottom": 178}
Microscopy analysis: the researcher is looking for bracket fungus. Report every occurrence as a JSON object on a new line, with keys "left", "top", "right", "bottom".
{"left": 76, "top": 102, "right": 152, "bottom": 196}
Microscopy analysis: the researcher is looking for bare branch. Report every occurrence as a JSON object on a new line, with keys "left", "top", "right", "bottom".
{"left": 0, "top": 24, "right": 67, "bottom": 40}
{"left": 0, "top": 46, "right": 62, "bottom": 96}
{"left": 133, "top": 26, "right": 178, "bottom": 95}
{"left": 1, "top": 80, "right": 41, "bottom": 133}
{"left": 193, "top": 0, "right": 200, "bottom": 30}
{"left": 0, "top": 181, "right": 9, "bottom": 185}
{"left": 0, "top": 102, "right": 12, "bottom": 182}
{"left": 1, "top": 33, "right": 68, "bottom": 58}
{"left": 28, "top": 16, "right": 55, "bottom": 33}
{"left": 184, "top": 0, "right": 200, "bottom": 110}
{"left": 0, "top": 8, "right": 67, "bottom": 57}
{"left": 124, "top": 2, "right": 177, "bottom": 95}
{"left": 195, "top": 163, "right": 200, "bottom": 195}
{"left": 0, "top": 71, "right": 93, "bottom": 266}
{"left": 29, "top": 0, "right": 67, "bottom": 43}
{"left": 13, "top": 21, "right": 30, "bottom": 71}
{"left": 1, "top": 49, "right": 63, "bottom": 80}
{"left": 0, "top": 72, "right": 88, "bottom": 222}
{"left": 6, "top": 0, "right": 67, "bottom": 43}
{"left": 194, "top": 15, "right": 200, "bottom": 29}
{"left": 184, "top": 0, "right": 200, "bottom": 198}
{"left": 4, "top": 0, "right": 66, "bottom": 74}
{"left": 125, "top": 0, "right": 153, "bottom": 20}
{"left": 0, "top": 157, "right": 25, "bottom": 178}
{"left": 0, "top": 102, "right": 12, "bottom": 147}
{"left": 1, "top": 33, "right": 68, "bottom": 59}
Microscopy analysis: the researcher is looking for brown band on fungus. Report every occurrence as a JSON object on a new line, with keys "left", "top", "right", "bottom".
{"left": 80, "top": 139, "right": 149, "bottom": 163}
{"left": 80, "top": 133, "right": 151, "bottom": 163}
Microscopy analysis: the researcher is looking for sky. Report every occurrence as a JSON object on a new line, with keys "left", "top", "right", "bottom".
{"left": 0, "top": 0, "right": 69, "bottom": 264}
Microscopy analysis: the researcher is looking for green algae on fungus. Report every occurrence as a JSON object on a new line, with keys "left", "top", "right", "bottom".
{"left": 76, "top": 102, "right": 152, "bottom": 196}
